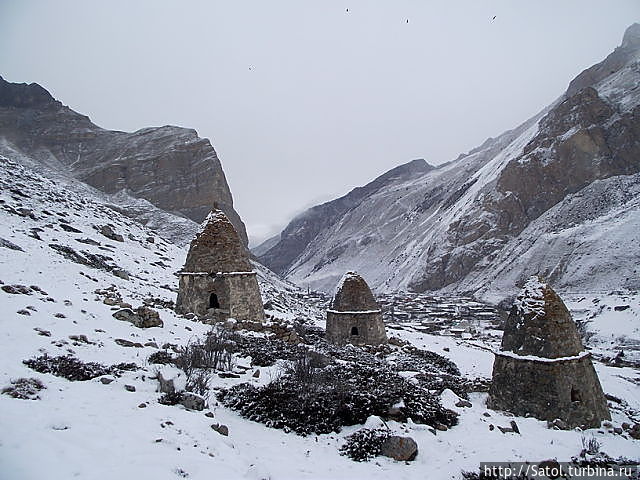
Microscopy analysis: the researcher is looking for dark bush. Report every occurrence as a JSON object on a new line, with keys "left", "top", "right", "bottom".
{"left": 218, "top": 361, "right": 457, "bottom": 435}
{"left": 158, "top": 391, "right": 184, "bottom": 406}
{"left": 148, "top": 350, "right": 175, "bottom": 365}
{"left": 23, "top": 354, "right": 136, "bottom": 381}
{"left": 2, "top": 377, "right": 46, "bottom": 399}
{"left": 339, "top": 428, "right": 391, "bottom": 462}
{"left": 233, "top": 335, "right": 306, "bottom": 367}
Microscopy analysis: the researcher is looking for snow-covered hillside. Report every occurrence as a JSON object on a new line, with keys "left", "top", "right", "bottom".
{"left": 259, "top": 24, "right": 640, "bottom": 302}
{"left": 1, "top": 155, "right": 639, "bottom": 479}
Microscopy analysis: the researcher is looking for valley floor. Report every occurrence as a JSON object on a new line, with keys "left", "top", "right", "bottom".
{"left": 1, "top": 156, "right": 639, "bottom": 479}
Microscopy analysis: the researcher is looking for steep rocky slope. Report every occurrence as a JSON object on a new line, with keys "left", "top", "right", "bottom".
{"left": 256, "top": 158, "right": 434, "bottom": 274}
{"left": 260, "top": 24, "right": 640, "bottom": 300}
{"left": 0, "top": 76, "right": 247, "bottom": 244}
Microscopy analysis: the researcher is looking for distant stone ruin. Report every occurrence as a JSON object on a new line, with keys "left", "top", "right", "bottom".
{"left": 326, "top": 272, "right": 387, "bottom": 346}
{"left": 488, "top": 276, "right": 610, "bottom": 428}
{"left": 175, "top": 210, "right": 264, "bottom": 323}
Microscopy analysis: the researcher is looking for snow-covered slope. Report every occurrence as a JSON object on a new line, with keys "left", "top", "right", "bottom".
{"left": 260, "top": 24, "right": 640, "bottom": 300}
{"left": 2, "top": 154, "right": 639, "bottom": 480}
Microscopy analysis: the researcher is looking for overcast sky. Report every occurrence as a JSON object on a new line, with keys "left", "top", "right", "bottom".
{"left": 1, "top": 1, "right": 638, "bottom": 245}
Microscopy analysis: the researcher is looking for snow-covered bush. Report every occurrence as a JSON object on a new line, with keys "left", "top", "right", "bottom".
{"left": 217, "top": 361, "right": 457, "bottom": 435}
{"left": 233, "top": 335, "right": 306, "bottom": 366}
{"left": 339, "top": 428, "right": 391, "bottom": 462}
{"left": 2, "top": 377, "right": 46, "bottom": 399}
{"left": 23, "top": 354, "right": 136, "bottom": 381}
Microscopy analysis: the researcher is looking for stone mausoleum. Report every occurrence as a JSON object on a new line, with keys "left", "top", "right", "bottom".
{"left": 488, "top": 276, "right": 610, "bottom": 428}
{"left": 175, "top": 210, "right": 264, "bottom": 323}
{"left": 326, "top": 271, "right": 387, "bottom": 346}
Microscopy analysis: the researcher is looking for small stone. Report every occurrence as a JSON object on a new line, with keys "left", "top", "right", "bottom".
{"left": 205, "top": 412, "right": 215, "bottom": 418}
{"left": 218, "top": 372, "right": 240, "bottom": 379}
{"left": 34, "top": 327, "right": 51, "bottom": 337}
{"left": 17, "top": 309, "right": 31, "bottom": 316}
{"left": 434, "top": 423, "right": 448, "bottom": 431}
{"left": 483, "top": 412, "right": 491, "bottom": 417}
{"left": 211, "top": 424, "right": 229, "bottom": 436}
{"left": 138, "top": 403, "right": 147, "bottom": 408}
{"left": 115, "top": 338, "right": 143, "bottom": 348}
{"left": 380, "top": 436, "right": 418, "bottom": 461}
{"left": 510, "top": 420, "right": 520, "bottom": 434}
{"left": 489, "top": 424, "right": 495, "bottom": 431}
{"left": 125, "top": 385, "right": 136, "bottom": 392}
{"left": 144, "top": 341, "right": 159, "bottom": 349}
{"left": 252, "top": 369, "right": 260, "bottom": 378}
{"left": 100, "top": 377, "right": 114, "bottom": 385}
{"left": 443, "top": 347, "right": 450, "bottom": 352}
{"left": 613, "top": 427, "right": 623, "bottom": 434}
{"left": 455, "top": 399, "right": 472, "bottom": 408}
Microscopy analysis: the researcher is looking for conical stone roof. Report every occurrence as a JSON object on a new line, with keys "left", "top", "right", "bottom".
{"left": 501, "top": 276, "right": 583, "bottom": 358}
{"left": 330, "top": 272, "right": 379, "bottom": 312}
{"left": 182, "top": 210, "right": 252, "bottom": 273}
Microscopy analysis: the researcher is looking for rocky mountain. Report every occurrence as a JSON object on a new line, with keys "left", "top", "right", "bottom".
{"left": 256, "top": 158, "right": 434, "bottom": 274}
{"left": 259, "top": 24, "right": 640, "bottom": 300}
{"left": 0, "top": 76, "right": 248, "bottom": 244}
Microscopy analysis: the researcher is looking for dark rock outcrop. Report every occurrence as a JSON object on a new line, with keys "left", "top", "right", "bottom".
{"left": 0, "top": 76, "right": 247, "bottom": 244}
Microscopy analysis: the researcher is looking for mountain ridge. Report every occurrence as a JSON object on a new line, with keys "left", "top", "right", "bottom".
{"left": 0, "top": 76, "right": 248, "bottom": 245}
{"left": 259, "top": 24, "right": 640, "bottom": 300}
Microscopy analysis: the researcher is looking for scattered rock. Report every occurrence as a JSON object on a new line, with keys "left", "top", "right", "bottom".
{"left": 69, "top": 334, "right": 94, "bottom": 345}
{"left": 380, "top": 436, "right": 418, "bottom": 461}
{"left": 2, "top": 284, "right": 33, "bottom": 295}
{"left": 455, "top": 399, "right": 472, "bottom": 408}
{"left": 2, "top": 377, "right": 45, "bottom": 400}
{"left": 614, "top": 305, "right": 630, "bottom": 312}
{"left": 547, "top": 418, "right": 568, "bottom": 430}
{"left": 59, "top": 223, "right": 82, "bottom": 233}
{"left": 211, "top": 423, "right": 229, "bottom": 436}
{"left": 0, "top": 238, "right": 24, "bottom": 251}
{"left": 138, "top": 403, "right": 147, "bottom": 408}
{"left": 98, "top": 225, "right": 124, "bottom": 242}
{"left": 180, "top": 392, "right": 206, "bottom": 411}
{"left": 156, "top": 372, "right": 175, "bottom": 394}
{"left": 17, "top": 309, "right": 31, "bottom": 316}
{"left": 34, "top": 327, "right": 51, "bottom": 337}
{"left": 252, "top": 369, "right": 260, "bottom": 378}
{"left": 125, "top": 384, "right": 136, "bottom": 392}
{"left": 218, "top": 372, "right": 241, "bottom": 379}
{"left": 144, "top": 341, "right": 159, "bottom": 349}
{"left": 113, "top": 306, "right": 163, "bottom": 328}
{"left": 205, "top": 411, "right": 215, "bottom": 418}
{"left": 100, "top": 377, "right": 114, "bottom": 385}
{"left": 115, "top": 338, "right": 143, "bottom": 348}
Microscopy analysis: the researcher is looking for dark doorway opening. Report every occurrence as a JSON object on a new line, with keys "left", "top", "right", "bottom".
{"left": 209, "top": 293, "right": 220, "bottom": 309}
{"left": 350, "top": 326, "right": 359, "bottom": 336}
{"left": 571, "top": 387, "right": 582, "bottom": 402}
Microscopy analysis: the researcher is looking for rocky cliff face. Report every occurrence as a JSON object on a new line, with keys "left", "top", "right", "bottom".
{"left": 0, "top": 76, "right": 247, "bottom": 244}
{"left": 261, "top": 24, "right": 640, "bottom": 299}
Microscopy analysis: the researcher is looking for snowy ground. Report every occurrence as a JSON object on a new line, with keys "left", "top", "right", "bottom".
{"left": 1, "top": 155, "right": 639, "bottom": 479}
